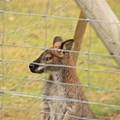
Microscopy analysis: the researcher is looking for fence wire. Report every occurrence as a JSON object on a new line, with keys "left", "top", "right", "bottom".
{"left": 0, "top": 0, "right": 120, "bottom": 120}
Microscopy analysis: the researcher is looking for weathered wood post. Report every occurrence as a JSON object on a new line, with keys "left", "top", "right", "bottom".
{"left": 72, "top": 11, "right": 87, "bottom": 65}
{"left": 74, "top": 0, "right": 120, "bottom": 66}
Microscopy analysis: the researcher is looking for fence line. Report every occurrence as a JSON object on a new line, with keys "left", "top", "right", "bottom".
{"left": 1, "top": 91, "right": 120, "bottom": 111}
{"left": 0, "top": 0, "right": 120, "bottom": 120}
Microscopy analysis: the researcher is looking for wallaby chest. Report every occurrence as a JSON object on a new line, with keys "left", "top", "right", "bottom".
{"left": 42, "top": 73, "right": 67, "bottom": 120}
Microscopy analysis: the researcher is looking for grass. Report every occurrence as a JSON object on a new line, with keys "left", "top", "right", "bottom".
{"left": 0, "top": 0, "right": 120, "bottom": 119}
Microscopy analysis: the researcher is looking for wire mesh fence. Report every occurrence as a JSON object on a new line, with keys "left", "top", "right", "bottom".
{"left": 0, "top": 0, "right": 120, "bottom": 120}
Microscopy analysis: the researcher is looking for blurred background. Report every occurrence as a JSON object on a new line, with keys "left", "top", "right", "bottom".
{"left": 0, "top": 0, "right": 120, "bottom": 119}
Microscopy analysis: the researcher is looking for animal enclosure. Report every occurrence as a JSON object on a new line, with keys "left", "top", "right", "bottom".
{"left": 0, "top": 0, "right": 120, "bottom": 120}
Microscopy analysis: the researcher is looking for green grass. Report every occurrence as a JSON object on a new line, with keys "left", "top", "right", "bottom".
{"left": 0, "top": 0, "right": 120, "bottom": 119}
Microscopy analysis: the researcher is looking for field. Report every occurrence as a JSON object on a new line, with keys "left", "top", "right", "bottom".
{"left": 0, "top": 0, "right": 120, "bottom": 119}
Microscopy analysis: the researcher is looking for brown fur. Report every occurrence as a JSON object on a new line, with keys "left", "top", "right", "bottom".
{"left": 29, "top": 36, "right": 96, "bottom": 120}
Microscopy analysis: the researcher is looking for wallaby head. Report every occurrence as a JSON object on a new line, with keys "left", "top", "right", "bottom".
{"left": 29, "top": 36, "right": 74, "bottom": 74}
{"left": 29, "top": 36, "right": 96, "bottom": 120}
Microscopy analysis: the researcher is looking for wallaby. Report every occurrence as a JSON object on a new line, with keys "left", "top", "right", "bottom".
{"left": 29, "top": 36, "right": 96, "bottom": 120}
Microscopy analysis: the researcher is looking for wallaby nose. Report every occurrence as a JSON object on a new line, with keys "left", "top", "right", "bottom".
{"left": 29, "top": 63, "right": 37, "bottom": 73}
{"left": 29, "top": 63, "right": 34, "bottom": 69}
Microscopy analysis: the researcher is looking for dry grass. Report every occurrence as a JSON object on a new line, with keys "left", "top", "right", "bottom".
{"left": 0, "top": 0, "right": 120, "bottom": 119}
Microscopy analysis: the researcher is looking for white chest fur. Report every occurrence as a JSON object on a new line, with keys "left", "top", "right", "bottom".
{"left": 42, "top": 73, "right": 67, "bottom": 120}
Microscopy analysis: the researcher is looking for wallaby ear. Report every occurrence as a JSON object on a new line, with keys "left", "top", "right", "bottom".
{"left": 61, "top": 39, "right": 74, "bottom": 51}
{"left": 53, "top": 36, "right": 63, "bottom": 48}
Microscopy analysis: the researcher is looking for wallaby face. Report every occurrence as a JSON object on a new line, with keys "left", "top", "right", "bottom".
{"left": 29, "top": 36, "right": 74, "bottom": 75}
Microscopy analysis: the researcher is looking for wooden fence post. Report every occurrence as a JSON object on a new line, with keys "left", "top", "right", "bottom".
{"left": 72, "top": 11, "right": 87, "bottom": 65}
{"left": 74, "top": 0, "right": 120, "bottom": 66}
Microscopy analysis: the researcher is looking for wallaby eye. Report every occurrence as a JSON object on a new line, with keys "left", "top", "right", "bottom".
{"left": 43, "top": 57, "right": 51, "bottom": 61}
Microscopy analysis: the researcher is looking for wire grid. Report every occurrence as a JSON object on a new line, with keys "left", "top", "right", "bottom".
{"left": 0, "top": 0, "right": 120, "bottom": 120}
